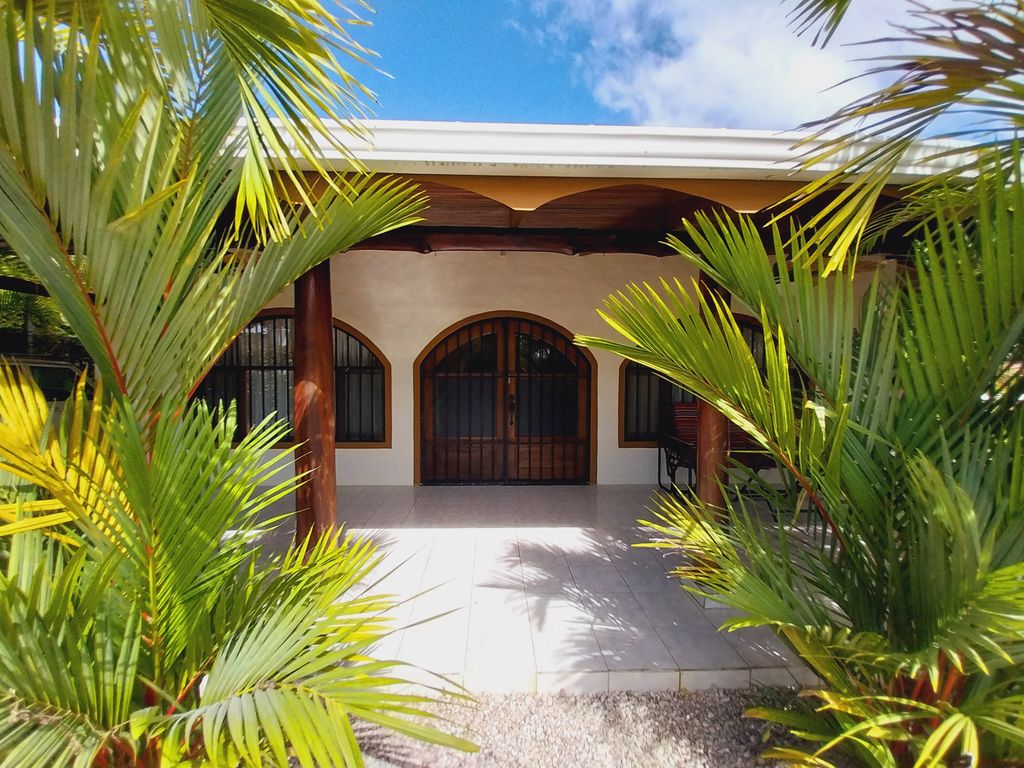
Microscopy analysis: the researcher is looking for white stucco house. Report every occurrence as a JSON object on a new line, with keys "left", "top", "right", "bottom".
{"left": 196, "top": 120, "right": 934, "bottom": 491}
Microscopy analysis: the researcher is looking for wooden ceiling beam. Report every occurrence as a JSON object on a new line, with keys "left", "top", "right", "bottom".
{"left": 0, "top": 275, "right": 50, "bottom": 296}
{"left": 350, "top": 226, "right": 679, "bottom": 256}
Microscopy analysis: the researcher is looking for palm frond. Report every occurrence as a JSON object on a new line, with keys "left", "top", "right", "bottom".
{"left": 0, "top": 2, "right": 473, "bottom": 765}
{"left": 585, "top": 102, "right": 1024, "bottom": 764}
{"left": 0, "top": 366, "right": 135, "bottom": 552}
{"left": 0, "top": 2, "right": 426, "bottom": 417}
{"left": 13, "top": 0, "right": 383, "bottom": 244}
{"left": 0, "top": 389, "right": 476, "bottom": 764}
{"left": 898, "top": 162, "right": 1024, "bottom": 445}
{"left": 161, "top": 528, "right": 477, "bottom": 766}
{"left": 195, "top": 0, "right": 380, "bottom": 242}
{"left": 0, "top": 544, "right": 140, "bottom": 768}
{"left": 782, "top": 2, "right": 1024, "bottom": 272}
{"left": 786, "top": 0, "right": 853, "bottom": 46}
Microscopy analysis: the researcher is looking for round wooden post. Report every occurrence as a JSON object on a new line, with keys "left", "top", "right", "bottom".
{"left": 294, "top": 259, "right": 337, "bottom": 542}
{"left": 696, "top": 273, "right": 730, "bottom": 509}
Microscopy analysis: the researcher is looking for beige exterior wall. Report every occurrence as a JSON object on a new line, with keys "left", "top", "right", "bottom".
{"left": 264, "top": 249, "right": 701, "bottom": 485}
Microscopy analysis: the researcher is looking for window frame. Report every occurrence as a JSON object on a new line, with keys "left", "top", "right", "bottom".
{"left": 618, "top": 359, "right": 660, "bottom": 448}
{"left": 618, "top": 313, "right": 763, "bottom": 448}
{"left": 331, "top": 317, "right": 392, "bottom": 449}
{"left": 202, "top": 309, "right": 392, "bottom": 449}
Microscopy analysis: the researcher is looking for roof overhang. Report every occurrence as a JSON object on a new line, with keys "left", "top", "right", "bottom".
{"left": 307, "top": 119, "right": 962, "bottom": 184}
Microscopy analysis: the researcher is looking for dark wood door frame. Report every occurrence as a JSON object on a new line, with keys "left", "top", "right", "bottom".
{"left": 413, "top": 310, "right": 598, "bottom": 485}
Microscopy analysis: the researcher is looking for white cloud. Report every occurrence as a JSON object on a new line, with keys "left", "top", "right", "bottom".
{"left": 520, "top": 0, "right": 926, "bottom": 129}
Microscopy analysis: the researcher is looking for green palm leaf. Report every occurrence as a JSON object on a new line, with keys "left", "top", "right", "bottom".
{"left": 581, "top": 137, "right": 1024, "bottom": 767}
{"left": 0, "top": 3, "right": 471, "bottom": 764}
{"left": 786, "top": 0, "right": 852, "bottom": 45}
{"left": 781, "top": 2, "right": 1024, "bottom": 272}
{"left": 0, "top": 2, "right": 426, "bottom": 418}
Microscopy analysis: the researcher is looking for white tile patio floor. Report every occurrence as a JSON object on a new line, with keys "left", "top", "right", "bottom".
{"left": 327, "top": 485, "right": 813, "bottom": 695}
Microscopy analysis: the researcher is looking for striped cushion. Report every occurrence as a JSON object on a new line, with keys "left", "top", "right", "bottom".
{"left": 671, "top": 402, "right": 759, "bottom": 450}
{"left": 670, "top": 402, "right": 698, "bottom": 442}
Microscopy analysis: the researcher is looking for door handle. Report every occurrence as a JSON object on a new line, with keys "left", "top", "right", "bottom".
{"left": 508, "top": 392, "right": 517, "bottom": 426}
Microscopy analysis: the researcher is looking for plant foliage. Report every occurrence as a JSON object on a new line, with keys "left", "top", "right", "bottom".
{"left": 0, "top": 1, "right": 474, "bottom": 765}
{"left": 579, "top": 158, "right": 1024, "bottom": 767}
{"left": 783, "top": 1, "right": 1024, "bottom": 274}
{"left": 0, "top": 371, "right": 475, "bottom": 766}
{"left": 581, "top": 3, "right": 1024, "bottom": 763}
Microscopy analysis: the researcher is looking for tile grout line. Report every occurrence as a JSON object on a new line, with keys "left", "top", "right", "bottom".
{"left": 516, "top": 537, "right": 541, "bottom": 693}
{"left": 457, "top": 532, "right": 479, "bottom": 679}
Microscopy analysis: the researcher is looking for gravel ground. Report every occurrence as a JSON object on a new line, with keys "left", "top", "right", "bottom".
{"left": 357, "top": 688, "right": 805, "bottom": 768}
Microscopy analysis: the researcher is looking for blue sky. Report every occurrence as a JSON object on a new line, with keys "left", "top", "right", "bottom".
{"left": 356, "top": 1, "right": 613, "bottom": 124}
{"left": 351, "top": 1, "right": 930, "bottom": 131}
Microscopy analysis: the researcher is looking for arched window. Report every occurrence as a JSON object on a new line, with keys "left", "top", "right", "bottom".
{"left": 197, "top": 313, "right": 390, "bottom": 446}
{"left": 620, "top": 361, "right": 694, "bottom": 446}
{"left": 619, "top": 316, "right": 765, "bottom": 446}
{"left": 333, "top": 321, "right": 389, "bottom": 444}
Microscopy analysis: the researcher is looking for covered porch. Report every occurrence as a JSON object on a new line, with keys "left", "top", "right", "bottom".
{"left": 271, "top": 485, "right": 816, "bottom": 695}
{"left": 267, "top": 123, "right": 903, "bottom": 536}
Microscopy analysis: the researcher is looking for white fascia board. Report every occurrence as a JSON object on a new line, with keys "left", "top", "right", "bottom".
{"left": 303, "top": 119, "right": 962, "bottom": 183}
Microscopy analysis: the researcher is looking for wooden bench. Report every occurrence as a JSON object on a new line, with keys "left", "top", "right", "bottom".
{"left": 657, "top": 401, "right": 774, "bottom": 492}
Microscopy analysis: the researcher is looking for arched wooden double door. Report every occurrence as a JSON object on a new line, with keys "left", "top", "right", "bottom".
{"left": 420, "top": 316, "right": 592, "bottom": 484}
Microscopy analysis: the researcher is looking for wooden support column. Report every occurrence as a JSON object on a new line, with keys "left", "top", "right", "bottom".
{"left": 294, "top": 259, "right": 336, "bottom": 542}
{"left": 696, "top": 273, "right": 731, "bottom": 509}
